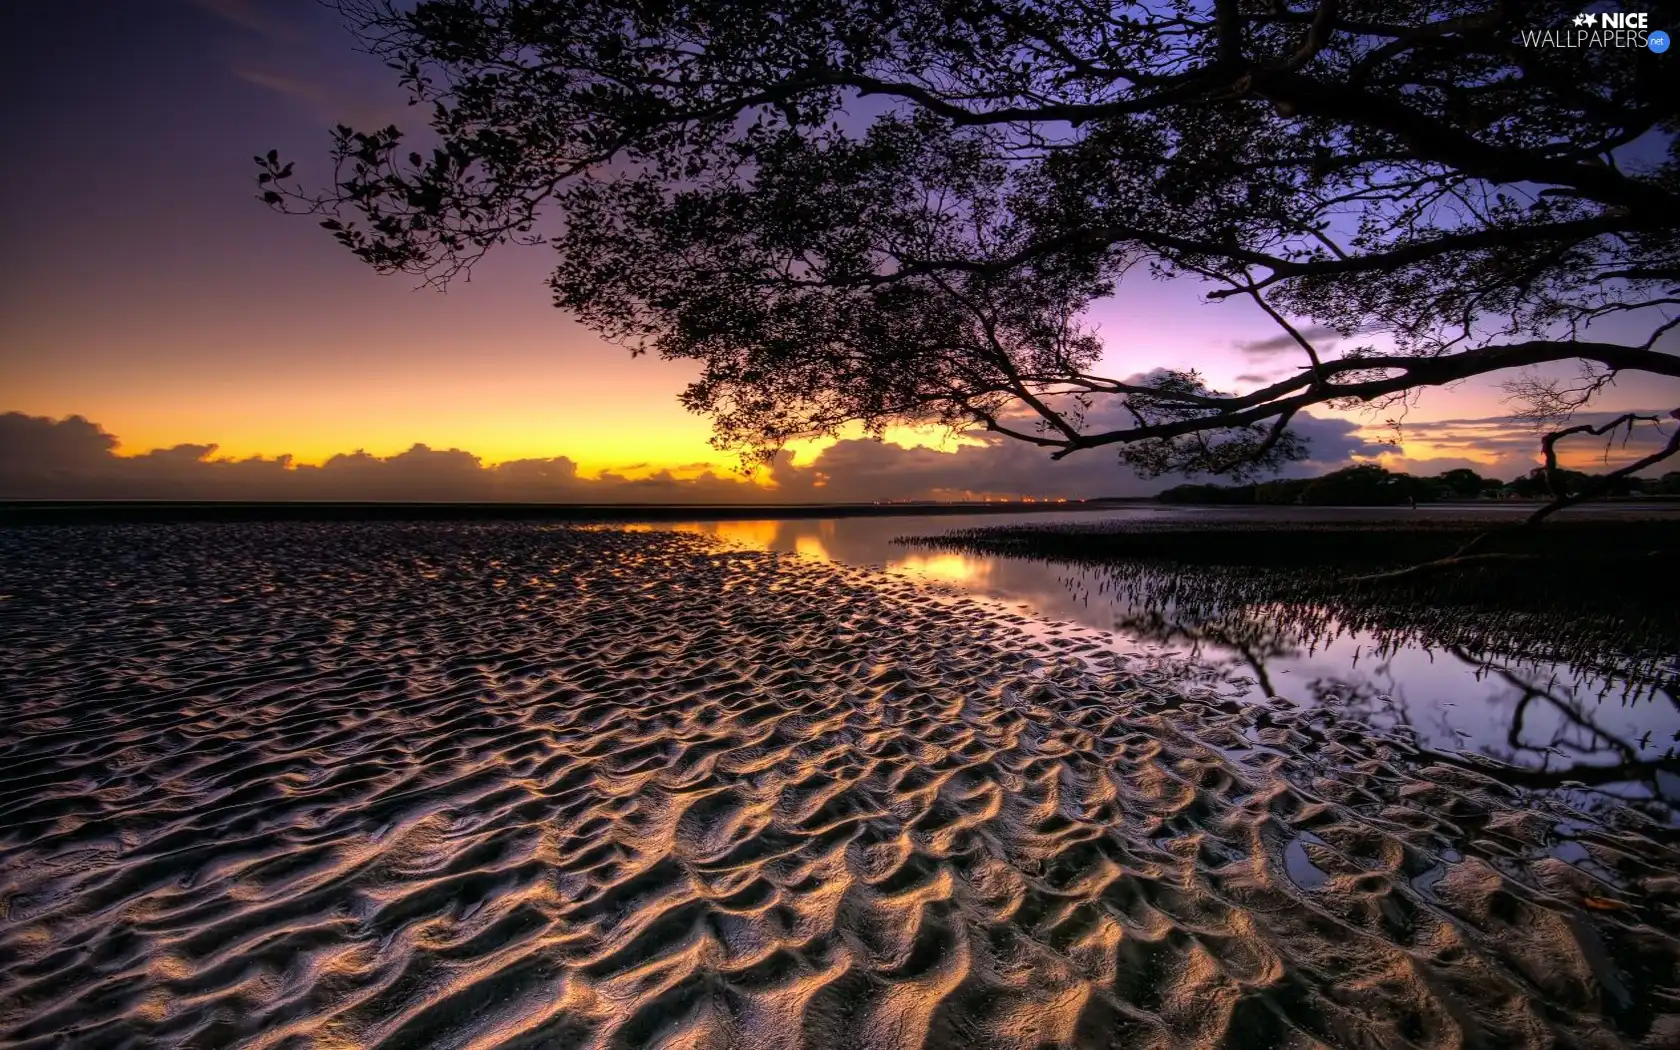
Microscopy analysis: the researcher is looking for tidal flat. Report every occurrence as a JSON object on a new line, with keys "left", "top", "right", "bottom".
{"left": 2, "top": 521, "right": 1679, "bottom": 1049}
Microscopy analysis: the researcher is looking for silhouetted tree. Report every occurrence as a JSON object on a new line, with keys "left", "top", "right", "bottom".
{"left": 1157, "top": 481, "right": 1255, "bottom": 505}
{"left": 1434, "top": 468, "right": 1488, "bottom": 500}
{"left": 1509, "top": 465, "right": 1613, "bottom": 498}
{"left": 1300, "top": 463, "right": 1408, "bottom": 505}
{"left": 264, "top": 0, "right": 1680, "bottom": 510}
{"left": 1255, "top": 477, "right": 1310, "bottom": 505}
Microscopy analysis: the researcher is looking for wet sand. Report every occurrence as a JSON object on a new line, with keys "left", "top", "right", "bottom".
{"left": 2, "top": 523, "right": 1678, "bottom": 1049}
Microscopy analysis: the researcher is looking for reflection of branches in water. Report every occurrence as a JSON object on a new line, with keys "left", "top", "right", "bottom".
{"left": 1046, "top": 557, "right": 1679, "bottom": 700}
{"left": 1313, "top": 651, "right": 1648, "bottom": 766}
{"left": 1050, "top": 562, "right": 1680, "bottom": 817}
{"left": 1055, "top": 571, "right": 1297, "bottom": 698}
{"left": 1449, "top": 645, "right": 1643, "bottom": 766}
{"left": 907, "top": 523, "right": 1680, "bottom": 694}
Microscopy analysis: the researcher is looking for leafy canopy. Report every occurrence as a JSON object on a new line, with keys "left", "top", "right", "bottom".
{"left": 263, "top": 0, "right": 1680, "bottom": 479}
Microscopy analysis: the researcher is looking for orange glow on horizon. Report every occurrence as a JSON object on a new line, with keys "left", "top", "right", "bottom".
{"left": 78, "top": 408, "right": 985, "bottom": 481}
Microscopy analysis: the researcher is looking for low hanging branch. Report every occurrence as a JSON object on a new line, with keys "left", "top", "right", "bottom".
{"left": 1532, "top": 410, "right": 1680, "bottom": 526}
{"left": 1351, "top": 409, "right": 1680, "bottom": 583}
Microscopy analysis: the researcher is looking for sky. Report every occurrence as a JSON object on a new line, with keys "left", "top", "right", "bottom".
{"left": 3, "top": 0, "right": 1678, "bottom": 501}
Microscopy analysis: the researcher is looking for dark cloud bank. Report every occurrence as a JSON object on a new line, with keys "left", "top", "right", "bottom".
{"left": 1233, "top": 325, "right": 1340, "bottom": 356}
{"left": 2, "top": 409, "right": 1389, "bottom": 502}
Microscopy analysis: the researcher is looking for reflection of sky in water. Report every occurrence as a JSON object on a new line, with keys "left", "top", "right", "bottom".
{"left": 642, "top": 511, "right": 1680, "bottom": 813}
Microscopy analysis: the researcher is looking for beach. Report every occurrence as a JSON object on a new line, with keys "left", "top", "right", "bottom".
{"left": 3, "top": 521, "right": 1679, "bottom": 1048}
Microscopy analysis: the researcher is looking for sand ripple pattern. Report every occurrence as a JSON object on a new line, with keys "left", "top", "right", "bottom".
{"left": 2, "top": 523, "right": 1679, "bottom": 1049}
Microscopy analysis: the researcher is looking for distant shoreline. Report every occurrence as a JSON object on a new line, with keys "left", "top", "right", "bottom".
{"left": 0, "top": 498, "right": 1139, "bottom": 526}
{"left": 5, "top": 496, "right": 1679, "bottom": 526}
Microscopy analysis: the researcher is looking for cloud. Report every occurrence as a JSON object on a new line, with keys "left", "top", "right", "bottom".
{"left": 0, "top": 409, "right": 1414, "bottom": 503}
{"left": 187, "top": 0, "right": 295, "bottom": 40}
{"left": 234, "top": 68, "right": 334, "bottom": 109}
{"left": 0, "top": 413, "right": 777, "bottom": 502}
{"left": 1234, "top": 325, "right": 1339, "bottom": 356}
{"left": 198, "top": 3, "right": 402, "bottom": 127}
{"left": 769, "top": 409, "right": 1386, "bottom": 502}
{"left": 0, "top": 413, "right": 118, "bottom": 470}
{"left": 1370, "top": 410, "right": 1680, "bottom": 479}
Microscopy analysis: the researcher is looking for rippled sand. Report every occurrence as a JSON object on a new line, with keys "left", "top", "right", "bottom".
{"left": 2, "top": 523, "right": 1678, "bottom": 1049}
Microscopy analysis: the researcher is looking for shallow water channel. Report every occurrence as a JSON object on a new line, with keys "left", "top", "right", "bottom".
{"left": 640, "top": 507, "right": 1680, "bottom": 819}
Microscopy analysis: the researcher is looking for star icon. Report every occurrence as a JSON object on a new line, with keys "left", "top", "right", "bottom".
{"left": 1577, "top": 12, "right": 1598, "bottom": 26}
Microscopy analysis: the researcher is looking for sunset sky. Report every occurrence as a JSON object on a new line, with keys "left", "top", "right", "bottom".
{"left": 4, "top": 0, "right": 1678, "bottom": 499}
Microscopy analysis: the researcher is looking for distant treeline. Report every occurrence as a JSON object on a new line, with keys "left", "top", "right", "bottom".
{"left": 1157, "top": 464, "right": 1680, "bottom": 506}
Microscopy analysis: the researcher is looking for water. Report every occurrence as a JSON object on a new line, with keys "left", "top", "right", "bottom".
{"left": 637, "top": 508, "right": 1680, "bottom": 817}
